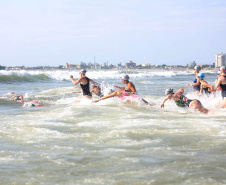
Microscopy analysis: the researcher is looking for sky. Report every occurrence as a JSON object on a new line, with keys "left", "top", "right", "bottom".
{"left": 0, "top": 0, "right": 226, "bottom": 67}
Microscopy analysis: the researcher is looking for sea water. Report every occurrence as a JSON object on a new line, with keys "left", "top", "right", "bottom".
{"left": 0, "top": 69, "right": 225, "bottom": 185}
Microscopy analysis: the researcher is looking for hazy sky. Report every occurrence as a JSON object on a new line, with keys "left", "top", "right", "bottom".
{"left": 0, "top": 0, "right": 226, "bottom": 67}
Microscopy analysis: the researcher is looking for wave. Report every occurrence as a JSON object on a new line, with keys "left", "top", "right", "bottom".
{"left": 0, "top": 70, "right": 218, "bottom": 82}
{"left": 0, "top": 73, "right": 51, "bottom": 83}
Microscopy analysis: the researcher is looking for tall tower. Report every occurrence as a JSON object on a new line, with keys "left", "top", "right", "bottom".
{"left": 215, "top": 52, "right": 226, "bottom": 67}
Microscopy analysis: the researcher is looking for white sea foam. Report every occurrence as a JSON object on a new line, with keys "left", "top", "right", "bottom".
{"left": 0, "top": 70, "right": 218, "bottom": 81}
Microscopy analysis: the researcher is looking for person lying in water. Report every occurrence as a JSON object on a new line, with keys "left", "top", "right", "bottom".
{"left": 11, "top": 92, "right": 25, "bottom": 103}
{"left": 93, "top": 75, "right": 153, "bottom": 106}
{"left": 11, "top": 92, "right": 45, "bottom": 107}
{"left": 161, "top": 88, "right": 210, "bottom": 114}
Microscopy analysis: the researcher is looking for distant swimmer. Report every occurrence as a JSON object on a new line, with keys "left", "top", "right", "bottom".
{"left": 22, "top": 100, "right": 45, "bottom": 108}
{"left": 161, "top": 88, "right": 210, "bottom": 114}
{"left": 215, "top": 66, "right": 226, "bottom": 108}
{"left": 11, "top": 92, "right": 25, "bottom": 103}
{"left": 198, "top": 73, "right": 215, "bottom": 94}
{"left": 187, "top": 65, "right": 201, "bottom": 94}
{"left": 93, "top": 74, "right": 153, "bottom": 106}
{"left": 11, "top": 93, "right": 45, "bottom": 107}
{"left": 69, "top": 69, "right": 99, "bottom": 102}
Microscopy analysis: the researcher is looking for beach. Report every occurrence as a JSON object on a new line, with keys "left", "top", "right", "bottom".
{"left": 0, "top": 69, "right": 225, "bottom": 184}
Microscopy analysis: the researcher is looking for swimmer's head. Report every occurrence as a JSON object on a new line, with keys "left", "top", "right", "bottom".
{"left": 217, "top": 71, "right": 220, "bottom": 75}
{"left": 165, "top": 88, "right": 174, "bottom": 95}
{"left": 122, "top": 74, "right": 130, "bottom": 81}
{"left": 79, "top": 69, "right": 87, "bottom": 74}
{"left": 220, "top": 66, "right": 226, "bottom": 72}
{"left": 194, "top": 65, "right": 201, "bottom": 72}
{"left": 197, "top": 72, "right": 205, "bottom": 80}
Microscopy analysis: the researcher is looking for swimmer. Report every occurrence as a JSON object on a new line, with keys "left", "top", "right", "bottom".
{"left": 69, "top": 69, "right": 100, "bottom": 102}
{"left": 187, "top": 65, "right": 201, "bottom": 94}
{"left": 215, "top": 71, "right": 222, "bottom": 91}
{"left": 22, "top": 100, "right": 45, "bottom": 108}
{"left": 215, "top": 66, "right": 226, "bottom": 108}
{"left": 93, "top": 75, "right": 153, "bottom": 106}
{"left": 90, "top": 85, "right": 105, "bottom": 98}
{"left": 161, "top": 88, "right": 210, "bottom": 114}
{"left": 11, "top": 92, "right": 25, "bottom": 103}
{"left": 11, "top": 92, "right": 45, "bottom": 107}
{"left": 198, "top": 73, "right": 215, "bottom": 94}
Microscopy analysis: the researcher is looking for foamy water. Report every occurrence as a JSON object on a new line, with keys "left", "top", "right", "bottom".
{"left": 0, "top": 70, "right": 225, "bottom": 184}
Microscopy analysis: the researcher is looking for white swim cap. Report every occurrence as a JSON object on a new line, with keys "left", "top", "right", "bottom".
{"left": 165, "top": 88, "right": 174, "bottom": 95}
{"left": 220, "top": 66, "right": 226, "bottom": 71}
{"left": 194, "top": 65, "right": 201, "bottom": 72}
{"left": 123, "top": 74, "right": 130, "bottom": 81}
{"left": 80, "top": 69, "right": 87, "bottom": 74}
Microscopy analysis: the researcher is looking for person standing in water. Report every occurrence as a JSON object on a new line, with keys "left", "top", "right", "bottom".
{"left": 69, "top": 69, "right": 99, "bottom": 101}
{"left": 187, "top": 65, "right": 201, "bottom": 94}
{"left": 215, "top": 66, "right": 226, "bottom": 108}
{"left": 215, "top": 71, "right": 222, "bottom": 91}
{"left": 161, "top": 88, "right": 210, "bottom": 114}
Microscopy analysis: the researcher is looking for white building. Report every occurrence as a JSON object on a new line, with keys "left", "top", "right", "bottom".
{"left": 215, "top": 52, "right": 226, "bottom": 68}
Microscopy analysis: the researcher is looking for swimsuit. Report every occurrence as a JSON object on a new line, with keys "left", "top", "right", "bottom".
{"left": 80, "top": 77, "right": 92, "bottom": 96}
{"left": 193, "top": 78, "right": 200, "bottom": 92}
{"left": 119, "top": 84, "right": 139, "bottom": 99}
{"left": 175, "top": 95, "right": 193, "bottom": 107}
{"left": 220, "top": 76, "right": 226, "bottom": 98}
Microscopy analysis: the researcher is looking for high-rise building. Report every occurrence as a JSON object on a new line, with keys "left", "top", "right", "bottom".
{"left": 215, "top": 52, "right": 226, "bottom": 67}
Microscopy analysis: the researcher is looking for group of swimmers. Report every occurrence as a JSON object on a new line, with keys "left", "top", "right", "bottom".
{"left": 69, "top": 66, "right": 226, "bottom": 114}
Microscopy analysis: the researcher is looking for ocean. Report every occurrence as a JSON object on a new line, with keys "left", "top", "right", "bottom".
{"left": 0, "top": 69, "right": 225, "bottom": 185}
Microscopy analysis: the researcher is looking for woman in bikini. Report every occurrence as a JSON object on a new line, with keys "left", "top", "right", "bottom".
{"left": 161, "top": 88, "right": 210, "bottom": 114}
{"left": 93, "top": 75, "right": 153, "bottom": 106}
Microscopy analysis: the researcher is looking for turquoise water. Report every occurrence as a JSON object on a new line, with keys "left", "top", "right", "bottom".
{"left": 0, "top": 70, "right": 225, "bottom": 184}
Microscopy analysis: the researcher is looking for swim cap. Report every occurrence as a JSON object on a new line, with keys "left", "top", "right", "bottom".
{"left": 165, "top": 88, "right": 174, "bottom": 95}
{"left": 217, "top": 71, "right": 220, "bottom": 75}
{"left": 80, "top": 69, "right": 87, "bottom": 74}
{"left": 194, "top": 65, "right": 201, "bottom": 72}
{"left": 220, "top": 66, "right": 226, "bottom": 71}
{"left": 197, "top": 73, "right": 205, "bottom": 79}
{"left": 123, "top": 74, "right": 130, "bottom": 81}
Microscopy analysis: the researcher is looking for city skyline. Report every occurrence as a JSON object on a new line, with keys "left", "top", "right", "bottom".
{"left": 0, "top": 0, "right": 226, "bottom": 67}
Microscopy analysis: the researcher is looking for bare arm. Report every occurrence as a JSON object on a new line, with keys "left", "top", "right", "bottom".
{"left": 161, "top": 95, "right": 171, "bottom": 108}
{"left": 187, "top": 77, "right": 200, "bottom": 86}
{"left": 114, "top": 85, "right": 125, "bottom": 90}
{"left": 69, "top": 75, "right": 82, "bottom": 86}
{"left": 215, "top": 77, "right": 222, "bottom": 89}
{"left": 89, "top": 79, "right": 100, "bottom": 86}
